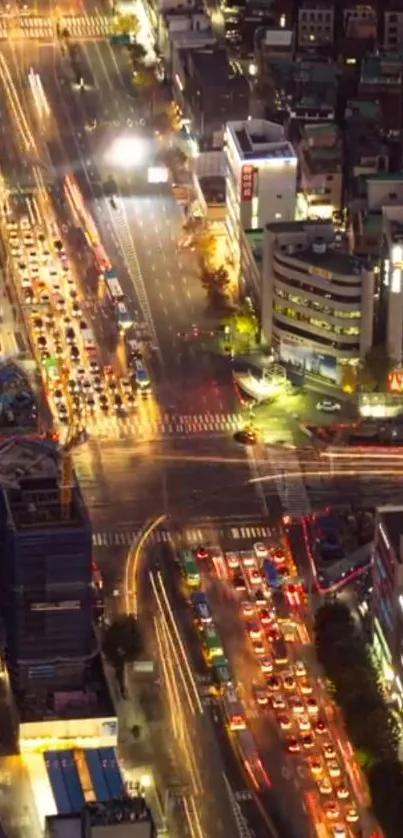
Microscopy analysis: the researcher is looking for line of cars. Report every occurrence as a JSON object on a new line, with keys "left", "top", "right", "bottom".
{"left": 223, "top": 543, "right": 362, "bottom": 838}
{"left": 5, "top": 206, "right": 137, "bottom": 431}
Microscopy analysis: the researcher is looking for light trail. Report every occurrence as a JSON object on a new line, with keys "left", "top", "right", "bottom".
{"left": 182, "top": 795, "right": 205, "bottom": 838}
{"left": 248, "top": 466, "right": 403, "bottom": 485}
{"left": 149, "top": 572, "right": 200, "bottom": 717}
{"left": 153, "top": 612, "right": 203, "bottom": 795}
{"left": 124, "top": 514, "right": 166, "bottom": 616}
{"left": 301, "top": 516, "right": 369, "bottom": 594}
{"left": 154, "top": 616, "right": 181, "bottom": 741}
{"left": 155, "top": 570, "right": 203, "bottom": 713}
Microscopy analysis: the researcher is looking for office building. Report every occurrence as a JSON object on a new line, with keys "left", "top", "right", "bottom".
{"left": 259, "top": 221, "right": 374, "bottom": 381}
{"left": 372, "top": 505, "right": 403, "bottom": 707}
{"left": 297, "top": 1, "right": 335, "bottom": 50}
{"left": 384, "top": 8, "right": 403, "bottom": 49}
{"left": 0, "top": 438, "right": 95, "bottom": 691}
{"left": 225, "top": 118, "right": 297, "bottom": 264}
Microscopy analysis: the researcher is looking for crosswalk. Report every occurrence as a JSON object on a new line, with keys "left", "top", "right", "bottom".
{"left": 92, "top": 523, "right": 272, "bottom": 548}
{"left": 248, "top": 444, "right": 311, "bottom": 521}
{"left": 0, "top": 15, "right": 114, "bottom": 41}
{"left": 87, "top": 411, "right": 241, "bottom": 440}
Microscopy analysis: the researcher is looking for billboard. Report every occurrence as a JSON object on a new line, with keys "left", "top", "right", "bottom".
{"left": 241, "top": 165, "right": 254, "bottom": 201}
{"left": 388, "top": 370, "right": 403, "bottom": 394}
{"left": 19, "top": 716, "right": 118, "bottom": 752}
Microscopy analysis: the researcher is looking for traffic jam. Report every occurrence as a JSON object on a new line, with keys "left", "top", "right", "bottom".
{"left": 3, "top": 197, "right": 138, "bottom": 437}
{"left": 183, "top": 540, "right": 363, "bottom": 838}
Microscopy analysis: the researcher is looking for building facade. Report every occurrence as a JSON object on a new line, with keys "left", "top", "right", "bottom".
{"left": 225, "top": 119, "right": 297, "bottom": 260}
{"left": 261, "top": 220, "right": 374, "bottom": 382}
{"left": 297, "top": 1, "right": 335, "bottom": 50}
{"left": 372, "top": 505, "right": 403, "bottom": 708}
{"left": 0, "top": 472, "right": 95, "bottom": 690}
{"left": 297, "top": 122, "right": 343, "bottom": 220}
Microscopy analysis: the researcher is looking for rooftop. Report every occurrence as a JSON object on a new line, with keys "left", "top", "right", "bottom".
{"left": 265, "top": 219, "right": 333, "bottom": 236}
{"left": 0, "top": 362, "right": 38, "bottom": 436}
{"left": 4, "top": 475, "right": 85, "bottom": 531}
{"left": 361, "top": 55, "right": 403, "bottom": 83}
{"left": 345, "top": 99, "right": 382, "bottom": 121}
{"left": 293, "top": 244, "right": 366, "bottom": 278}
{"left": 46, "top": 799, "right": 155, "bottom": 838}
{"left": 0, "top": 436, "right": 59, "bottom": 488}
{"left": 302, "top": 147, "right": 342, "bottom": 174}
{"left": 190, "top": 48, "right": 245, "bottom": 87}
{"left": 227, "top": 118, "right": 296, "bottom": 162}
{"left": 366, "top": 172, "right": 403, "bottom": 182}
{"left": 377, "top": 505, "right": 403, "bottom": 565}
{"left": 18, "top": 655, "right": 114, "bottom": 722}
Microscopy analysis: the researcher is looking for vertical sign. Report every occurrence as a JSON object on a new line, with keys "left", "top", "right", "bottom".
{"left": 241, "top": 165, "right": 254, "bottom": 201}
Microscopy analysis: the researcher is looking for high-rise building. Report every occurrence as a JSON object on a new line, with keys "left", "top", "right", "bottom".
{"left": 372, "top": 505, "right": 403, "bottom": 708}
{"left": 0, "top": 438, "right": 95, "bottom": 691}
{"left": 225, "top": 118, "right": 297, "bottom": 265}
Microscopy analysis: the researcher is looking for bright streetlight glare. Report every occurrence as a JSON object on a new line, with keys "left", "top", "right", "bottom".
{"left": 107, "top": 136, "right": 149, "bottom": 168}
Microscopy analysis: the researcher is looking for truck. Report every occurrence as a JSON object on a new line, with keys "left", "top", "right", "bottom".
{"left": 81, "top": 327, "right": 96, "bottom": 356}
{"left": 263, "top": 558, "right": 279, "bottom": 589}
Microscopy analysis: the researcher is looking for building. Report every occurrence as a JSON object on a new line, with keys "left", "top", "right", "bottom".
{"left": 383, "top": 7, "right": 403, "bottom": 49}
{"left": 381, "top": 202, "right": 403, "bottom": 365}
{"left": 225, "top": 118, "right": 297, "bottom": 260}
{"left": 45, "top": 797, "right": 156, "bottom": 838}
{"left": 160, "top": 9, "right": 214, "bottom": 69}
{"left": 0, "top": 438, "right": 95, "bottom": 692}
{"left": 254, "top": 221, "right": 374, "bottom": 381}
{"left": 372, "top": 505, "right": 403, "bottom": 708}
{"left": 359, "top": 54, "right": 403, "bottom": 137}
{"left": 297, "top": 1, "right": 335, "bottom": 50}
{"left": 297, "top": 122, "right": 343, "bottom": 220}
{"left": 173, "top": 47, "right": 249, "bottom": 146}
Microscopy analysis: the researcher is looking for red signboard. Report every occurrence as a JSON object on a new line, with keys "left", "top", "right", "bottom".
{"left": 388, "top": 370, "right": 403, "bottom": 393}
{"left": 241, "top": 165, "right": 254, "bottom": 201}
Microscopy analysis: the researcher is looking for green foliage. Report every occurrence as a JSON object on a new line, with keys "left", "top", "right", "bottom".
{"left": 128, "top": 42, "right": 147, "bottom": 68}
{"left": 359, "top": 344, "right": 394, "bottom": 392}
{"left": 102, "top": 614, "right": 143, "bottom": 668}
{"left": 201, "top": 265, "right": 231, "bottom": 309}
{"left": 314, "top": 601, "right": 403, "bottom": 837}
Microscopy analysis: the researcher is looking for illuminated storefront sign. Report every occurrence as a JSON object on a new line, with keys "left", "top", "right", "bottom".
{"left": 241, "top": 165, "right": 254, "bottom": 201}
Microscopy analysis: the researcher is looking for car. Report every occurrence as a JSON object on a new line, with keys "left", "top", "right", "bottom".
{"left": 323, "top": 743, "right": 336, "bottom": 760}
{"left": 37, "top": 336, "right": 47, "bottom": 348}
{"left": 254, "top": 588, "right": 267, "bottom": 606}
{"left": 283, "top": 674, "right": 296, "bottom": 692}
{"left": 99, "top": 395, "right": 109, "bottom": 412}
{"left": 253, "top": 686, "right": 268, "bottom": 706}
{"left": 86, "top": 396, "right": 96, "bottom": 410}
{"left": 196, "top": 546, "right": 208, "bottom": 560}
{"left": 108, "top": 378, "right": 118, "bottom": 391}
{"left": 72, "top": 302, "right": 82, "bottom": 317}
{"left": 120, "top": 378, "right": 132, "bottom": 393}
{"left": 309, "top": 757, "right": 323, "bottom": 778}
{"left": 289, "top": 696, "right": 304, "bottom": 715}
{"left": 306, "top": 697, "right": 319, "bottom": 716}
{"left": 68, "top": 379, "right": 78, "bottom": 393}
{"left": 314, "top": 718, "right": 327, "bottom": 735}
{"left": 298, "top": 715, "right": 311, "bottom": 732}
{"left": 232, "top": 574, "right": 246, "bottom": 591}
{"left": 92, "top": 376, "right": 103, "bottom": 393}
{"left": 277, "top": 713, "right": 291, "bottom": 730}
{"left": 55, "top": 296, "right": 66, "bottom": 311}
{"left": 252, "top": 639, "right": 265, "bottom": 656}
{"left": 345, "top": 807, "right": 359, "bottom": 823}
{"left": 53, "top": 389, "right": 64, "bottom": 403}
{"left": 319, "top": 779, "right": 333, "bottom": 796}
{"left": 336, "top": 786, "right": 350, "bottom": 801}
{"left": 301, "top": 733, "right": 314, "bottom": 750}
{"left": 247, "top": 622, "right": 262, "bottom": 640}
{"left": 253, "top": 541, "right": 268, "bottom": 558}
{"left": 227, "top": 553, "right": 240, "bottom": 569}
{"left": 331, "top": 828, "right": 346, "bottom": 838}
{"left": 241, "top": 600, "right": 254, "bottom": 617}
{"left": 82, "top": 380, "right": 92, "bottom": 392}
{"left": 259, "top": 657, "right": 273, "bottom": 675}
{"left": 316, "top": 399, "right": 341, "bottom": 413}
{"left": 54, "top": 343, "right": 64, "bottom": 358}
{"left": 127, "top": 391, "right": 136, "bottom": 406}
{"left": 271, "top": 694, "right": 286, "bottom": 711}
{"left": 33, "top": 317, "right": 44, "bottom": 332}
{"left": 114, "top": 394, "right": 124, "bottom": 411}
{"left": 259, "top": 608, "right": 274, "bottom": 626}
{"left": 324, "top": 801, "right": 340, "bottom": 821}
{"left": 76, "top": 367, "right": 87, "bottom": 379}
{"left": 294, "top": 661, "right": 307, "bottom": 678}
{"left": 300, "top": 678, "right": 313, "bottom": 695}
{"left": 328, "top": 761, "right": 341, "bottom": 779}
{"left": 271, "top": 547, "right": 286, "bottom": 566}
{"left": 249, "top": 568, "right": 262, "bottom": 586}
{"left": 70, "top": 346, "right": 80, "bottom": 361}
{"left": 267, "top": 676, "right": 281, "bottom": 692}
{"left": 286, "top": 737, "right": 300, "bottom": 754}
{"left": 242, "top": 553, "right": 255, "bottom": 568}
{"left": 266, "top": 627, "right": 280, "bottom": 643}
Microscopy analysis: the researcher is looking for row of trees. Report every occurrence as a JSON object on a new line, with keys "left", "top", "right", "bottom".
{"left": 341, "top": 345, "right": 394, "bottom": 394}
{"left": 314, "top": 601, "right": 403, "bottom": 837}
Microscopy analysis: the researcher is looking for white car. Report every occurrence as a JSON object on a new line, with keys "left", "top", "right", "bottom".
{"left": 316, "top": 399, "right": 341, "bottom": 413}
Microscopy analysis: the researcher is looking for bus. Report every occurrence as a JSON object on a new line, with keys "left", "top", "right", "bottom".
{"left": 203, "top": 624, "right": 224, "bottom": 660}
{"left": 273, "top": 637, "right": 288, "bottom": 666}
{"left": 134, "top": 359, "right": 151, "bottom": 394}
{"left": 222, "top": 685, "right": 246, "bottom": 731}
{"left": 212, "top": 659, "right": 233, "bottom": 689}
{"left": 178, "top": 550, "right": 200, "bottom": 589}
{"left": 104, "top": 271, "right": 124, "bottom": 304}
{"left": 191, "top": 591, "right": 212, "bottom": 624}
{"left": 116, "top": 301, "right": 133, "bottom": 331}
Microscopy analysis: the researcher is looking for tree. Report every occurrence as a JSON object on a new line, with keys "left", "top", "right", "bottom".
{"left": 128, "top": 42, "right": 147, "bottom": 68}
{"left": 193, "top": 228, "right": 218, "bottom": 270}
{"left": 359, "top": 344, "right": 394, "bottom": 392}
{"left": 114, "top": 14, "right": 140, "bottom": 36}
{"left": 340, "top": 362, "right": 358, "bottom": 394}
{"left": 102, "top": 614, "right": 143, "bottom": 669}
{"left": 201, "top": 266, "right": 231, "bottom": 308}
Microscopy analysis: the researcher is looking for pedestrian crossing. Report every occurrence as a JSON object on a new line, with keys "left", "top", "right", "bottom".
{"left": 92, "top": 523, "right": 272, "bottom": 548}
{"left": 0, "top": 15, "right": 115, "bottom": 41}
{"left": 248, "top": 444, "right": 311, "bottom": 521}
{"left": 87, "top": 411, "right": 241, "bottom": 440}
